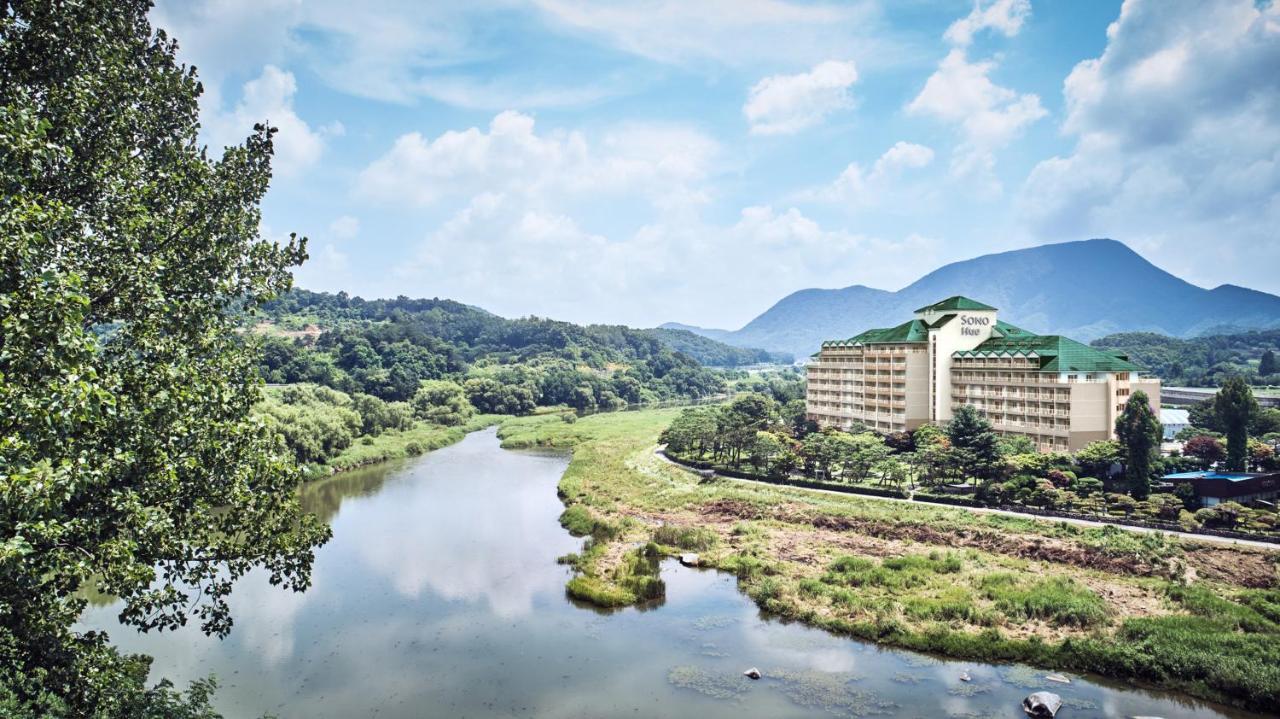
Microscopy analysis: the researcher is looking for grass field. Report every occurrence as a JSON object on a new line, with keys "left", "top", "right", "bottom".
{"left": 496, "top": 408, "right": 1280, "bottom": 712}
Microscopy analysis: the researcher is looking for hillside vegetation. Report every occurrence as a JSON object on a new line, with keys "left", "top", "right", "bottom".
{"left": 1092, "top": 329, "right": 1280, "bottom": 387}
{"left": 251, "top": 289, "right": 730, "bottom": 411}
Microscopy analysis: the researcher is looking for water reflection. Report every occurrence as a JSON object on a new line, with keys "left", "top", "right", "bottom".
{"left": 76, "top": 429, "right": 1265, "bottom": 719}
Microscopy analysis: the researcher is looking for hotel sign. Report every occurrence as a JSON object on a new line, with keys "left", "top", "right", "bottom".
{"left": 960, "top": 314, "right": 990, "bottom": 337}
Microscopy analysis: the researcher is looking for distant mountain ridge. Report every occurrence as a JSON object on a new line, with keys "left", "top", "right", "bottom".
{"left": 663, "top": 239, "right": 1280, "bottom": 358}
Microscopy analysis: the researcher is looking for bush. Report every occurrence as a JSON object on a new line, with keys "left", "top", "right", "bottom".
{"left": 411, "top": 380, "right": 475, "bottom": 426}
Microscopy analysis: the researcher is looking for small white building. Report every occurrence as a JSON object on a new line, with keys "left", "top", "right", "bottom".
{"left": 1160, "top": 408, "right": 1190, "bottom": 440}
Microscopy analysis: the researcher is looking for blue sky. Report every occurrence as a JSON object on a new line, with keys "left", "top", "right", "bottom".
{"left": 152, "top": 0, "right": 1280, "bottom": 329}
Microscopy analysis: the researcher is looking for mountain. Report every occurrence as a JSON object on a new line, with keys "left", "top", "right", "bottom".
{"left": 642, "top": 328, "right": 791, "bottom": 366}
{"left": 667, "top": 239, "right": 1280, "bottom": 358}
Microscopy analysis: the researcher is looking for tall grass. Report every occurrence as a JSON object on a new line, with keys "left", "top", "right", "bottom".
{"left": 979, "top": 574, "right": 1108, "bottom": 627}
{"left": 652, "top": 524, "right": 718, "bottom": 551}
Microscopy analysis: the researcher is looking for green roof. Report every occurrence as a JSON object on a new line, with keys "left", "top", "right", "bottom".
{"left": 990, "top": 320, "right": 1033, "bottom": 338}
{"left": 954, "top": 334, "right": 1142, "bottom": 372}
{"left": 823, "top": 318, "right": 930, "bottom": 348}
{"left": 914, "top": 296, "right": 997, "bottom": 313}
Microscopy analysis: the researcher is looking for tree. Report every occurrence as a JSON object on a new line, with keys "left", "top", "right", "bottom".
{"left": 1115, "top": 390, "right": 1161, "bottom": 499}
{"left": 840, "top": 433, "right": 892, "bottom": 483}
{"left": 946, "top": 406, "right": 1001, "bottom": 482}
{"left": 1075, "top": 439, "right": 1123, "bottom": 480}
{"left": 0, "top": 2, "right": 330, "bottom": 713}
{"left": 1215, "top": 376, "right": 1258, "bottom": 472}
{"left": 1183, "top": 435, "right": 1226, "bottom": 468}
{"left": 717, "top": 393, "right": 775, "bottom": 466}
{"left": 412, "top": 380, "right": 475, "bottom": 426}
{"left": 997, "top": 434, "right": 1037, "bottom": 457}
{"left": 1260, "top": 349, "right": 1278, "bottom": 377}
{"left": 1187, "top": 398, "right": 1222, "bottom": 433}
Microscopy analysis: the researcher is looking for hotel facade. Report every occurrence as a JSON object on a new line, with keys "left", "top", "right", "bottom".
{"left": 805, "top": 297, "right": 1161, "bottom": 452}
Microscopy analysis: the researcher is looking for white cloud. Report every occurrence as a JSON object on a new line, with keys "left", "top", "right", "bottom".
{"left": 944, "top": 0, "right": 1031, "bottom": 47}
{"left": 355, "top": 111, "right": 718, "bottom": 211}
{"left": 152, "top": 0, "right": 614, "bottom": 109}
{"left": 906, "top": 0, "right": 1043, "bottom": 193}
{"left": 801, "top": 141, "right": 935, "bottom": 205}
{"left": 907, "top": 48, "right": 1045, "bottom": 191}
{"left": 744, "top": 60, "right": 858, "bottom": 135}
{"left": 1020, "top": 0, "right": 1280, "bottom": 291}
{"left": 873, "top": 141, "right": 936, "bottom": 177}
{"left": 531, "top": 0, "right": 886, "bottom": 67}
{"left": 204, "top": 65, "right": 331, "bottom": 177}
{"left": 392, "top": 190, "right": 935, "bottom": 328}
{"left": 328, "top": 215, "right": 361, "bottom": 240}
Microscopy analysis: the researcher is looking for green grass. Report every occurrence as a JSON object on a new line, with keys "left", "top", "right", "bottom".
{"left": 564, "top": 542, "right": 665, "bottom": 606}
{"left": 979, "top": 574, "right": 1108, "bottom": 627}
{"left": 558, "top": 504, "right": 620, "bottom": 540}
{"left": 326, "top": 414, "right": 504, "bottom": 471}
{"left": 652, "top": 524, "right": 718, "bottom": 551}
{"left": 822, "top": 552, "right": 963, "bottom": 590}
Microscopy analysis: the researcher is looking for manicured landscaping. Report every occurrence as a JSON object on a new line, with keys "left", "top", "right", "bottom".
{"left": 498, "top": 407, "right": 1280, "bottom": 712}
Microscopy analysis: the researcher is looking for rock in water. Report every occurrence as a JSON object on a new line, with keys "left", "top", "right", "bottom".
{"left": 743, "top": 668, "right": 761, "bottom": 680}
{"left": 1045, "top": 673, "right": 1070, "bottom": 684}
{"left": 679, "top": 553, "right": 700, "bottom": 567}
{"left": 1022, "top": 692, "right": 1062, "bottom": 718}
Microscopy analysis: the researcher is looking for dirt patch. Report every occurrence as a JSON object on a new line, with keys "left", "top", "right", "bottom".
{"left": 699, "top": 499, "right": 1171, "bottom": 580}
{"left": 1182, "top": 545, "right": 1278, "bottom": 588}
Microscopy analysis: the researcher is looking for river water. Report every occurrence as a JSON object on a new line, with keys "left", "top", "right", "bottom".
{"left": 80, "top": 428, "right": 1264, "bottom": 718}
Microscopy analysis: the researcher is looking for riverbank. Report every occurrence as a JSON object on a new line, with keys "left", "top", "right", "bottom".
{"left": 496, "top": 408, "right": 1280, "bottom": 713}
{"left": 320, "top": 414, "right": 507, "bottom": 474}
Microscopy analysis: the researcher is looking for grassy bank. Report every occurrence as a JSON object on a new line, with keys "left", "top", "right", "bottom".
{"left": 324, "top": 414, "right": 505, "bottom": 473}
{"left": 497, "top": 409, "right": 1280, "bottom": 712}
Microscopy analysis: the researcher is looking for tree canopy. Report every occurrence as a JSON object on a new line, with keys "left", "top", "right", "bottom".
{"left": 1215, "top": 377, "right": 1259, "bottom": 472}
{"left": 0, "top": 1, "right": 328, "bottom": 713}
{"left": 1115, "top": 391, "right": 1160, "bottom": 499}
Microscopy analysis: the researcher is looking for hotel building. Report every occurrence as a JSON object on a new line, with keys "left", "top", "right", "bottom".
{"left": 805, "top": 297, "right": 1160, "bottom": 452}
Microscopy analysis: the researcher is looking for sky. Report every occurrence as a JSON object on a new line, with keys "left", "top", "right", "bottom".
{"left": 151, "top": 0, "right": 1280, "bottom": 330}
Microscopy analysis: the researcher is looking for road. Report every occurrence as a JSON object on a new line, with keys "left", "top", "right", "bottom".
{"left": 653, "top": 447, "right": 1280, "bottom": 552}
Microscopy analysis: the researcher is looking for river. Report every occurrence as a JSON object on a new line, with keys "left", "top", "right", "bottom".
{"left": 79, "top": 428, "right": 1265, "bottom": 718}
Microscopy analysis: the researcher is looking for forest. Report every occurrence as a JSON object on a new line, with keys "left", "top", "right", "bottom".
{"left": 251, "top": 289, "right": 734, "bottom": 412}
{"left": 1092, "top": 329, "right": 1280, "bottom": 386}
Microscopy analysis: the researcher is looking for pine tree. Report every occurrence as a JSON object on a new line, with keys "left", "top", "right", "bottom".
{"left": 946, "top": 405, "right": 1001, "bottom": 481}
{"left": 1215, "top": 376, "right": 1258, "bottom": 472}
{"left": 1259, "top": 349, "right": 1278, "bottom": 378}
{"left": 1115, "top": 390, "right": 1160, "bottom": 499}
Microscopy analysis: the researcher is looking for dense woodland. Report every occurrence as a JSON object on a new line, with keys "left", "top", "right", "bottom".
{"left": 252, "top": 289, "right": 740, "bottom": 412}
{"left": 1093, "top": 329, "right": 1280, "bottom": 387}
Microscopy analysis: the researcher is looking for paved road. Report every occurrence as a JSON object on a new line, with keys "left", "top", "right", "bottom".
{"left": 653, "top": 447, "right": 1280, "bottom": 552}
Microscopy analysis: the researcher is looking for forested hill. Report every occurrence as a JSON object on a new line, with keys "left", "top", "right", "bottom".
{"left": 1091, "top": 329, "right": 1280, "bottom": 387}
{"left": 643, "top": 327, "right": 791, "bottom": 366}
{"left": 249, "top": 289, "right": 745, "bottom": 411}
